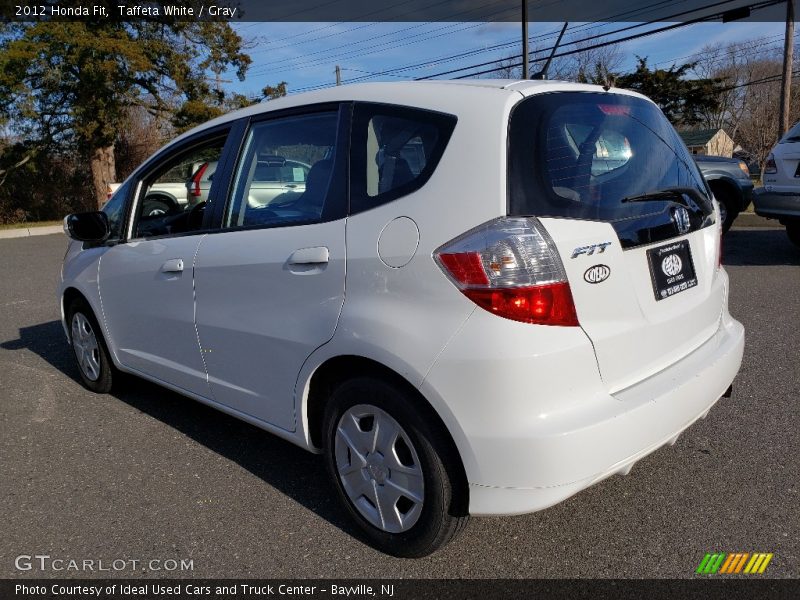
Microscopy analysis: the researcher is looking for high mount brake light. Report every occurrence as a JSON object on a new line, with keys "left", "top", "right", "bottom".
{"left": 598, "top": 104, "right": 631, "bottom": 116}
{"left": 434, "top": 218, "right": 579, "bottom": 326}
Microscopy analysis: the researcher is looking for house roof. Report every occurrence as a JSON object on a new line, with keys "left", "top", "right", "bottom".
{"left": 679, "top": 128, "right": 729, "bottom": 146}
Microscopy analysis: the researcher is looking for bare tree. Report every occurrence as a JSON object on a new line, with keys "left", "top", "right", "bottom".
{"left": 692, "top": 38, "right": 800, "bottom": 169}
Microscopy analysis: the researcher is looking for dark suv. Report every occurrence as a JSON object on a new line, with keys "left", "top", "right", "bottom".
{"left": 693, "top": 155, "right": 754, "bottom": 232}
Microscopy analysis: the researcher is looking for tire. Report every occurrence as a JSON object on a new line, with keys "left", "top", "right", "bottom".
{"left": 711, "top": 185, "right": 738, "bottom": 234}
{"left": 66, "top": 298, "right": 115, "bottom": 393}
{"left": 787, "top": 221, "right": 800, "bottom": 248}
{"left": 142, "top": 198, "right": 173, "bottom": 217}
{"left": 323, "top": 377, "right": 469, "bottom": 557}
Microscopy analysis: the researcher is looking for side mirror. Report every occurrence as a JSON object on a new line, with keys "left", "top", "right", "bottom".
{"left": 63, "top": 211, "right": 110, "bottom": 243}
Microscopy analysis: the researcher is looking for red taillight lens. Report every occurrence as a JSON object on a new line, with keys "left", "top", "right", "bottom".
{"left": 191, "top": 162, "right": 209, "bottom": 197}
{"left": 463, "top": 283, "right": 579, "bottom": 326}
{"left": 763, "top": 154, "right": 777, "bottom": 175}
{"left": 437, "top": 253, "right": 490, "bottom": 286}
{"left": 434, "top": 218, "right": 579, "bottom": 327}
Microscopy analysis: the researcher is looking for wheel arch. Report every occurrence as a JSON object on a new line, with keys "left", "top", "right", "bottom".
{"left": 61, "top": 285, "right": 122, "bottom": 368}
{"left": 302, "top": 354, "right": 469, "bottom": 504}
{"left": 62, "top": 286, "right": 94, "bottom": 340}
{"left": 707, "top": 176, "right": 742, "bottom": 209}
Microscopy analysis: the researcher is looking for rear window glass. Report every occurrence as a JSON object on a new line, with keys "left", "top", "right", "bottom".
{"left": 781, "top": 120, "right": 800, "bottom": 142}
{"left": 508, "top": 92, "right": 712, "bottom": 223}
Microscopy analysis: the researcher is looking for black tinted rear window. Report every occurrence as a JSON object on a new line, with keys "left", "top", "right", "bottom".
{"left": 508, "top": 92, "right": 712, "bottom": 224}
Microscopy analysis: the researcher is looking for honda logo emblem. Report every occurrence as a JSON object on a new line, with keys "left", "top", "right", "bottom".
{"left": 673, "top": 207, "right": 691, "bottom": 235}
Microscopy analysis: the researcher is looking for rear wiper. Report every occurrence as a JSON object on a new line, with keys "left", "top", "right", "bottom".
{"left": 620, "top": 187, "right": 706, "bottom": 209}
{"left": 784, "top": 135, "right": 800, "bottom": 142}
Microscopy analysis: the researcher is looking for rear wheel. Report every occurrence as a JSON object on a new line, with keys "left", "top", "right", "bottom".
{"left": 67, "top": 298, "right": 115, "bottom": 393}
{"left": 323, "top": 377, "right": 468, "bottom": 557}
{"left": 786, "top": 221, "right": 800, "bottom": 248}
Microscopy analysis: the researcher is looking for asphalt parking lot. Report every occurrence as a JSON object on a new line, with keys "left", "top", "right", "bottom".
{"left": 1, "top": 228, "right": 798, "bottom": 579}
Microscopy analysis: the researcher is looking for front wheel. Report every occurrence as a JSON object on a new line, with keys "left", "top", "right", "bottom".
{"left": 67, "top": 299, "right": 115, "bottom": 393}
{"left": 323, "top": 377, "right": 468, "bottom": 557}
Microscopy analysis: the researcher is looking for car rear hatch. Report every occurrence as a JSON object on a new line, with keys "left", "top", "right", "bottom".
{"left": 765, "top": 126, "right": 800, "bottom": 190}
{"left": 507, "top": 91, "right": 723, "bottom": 392}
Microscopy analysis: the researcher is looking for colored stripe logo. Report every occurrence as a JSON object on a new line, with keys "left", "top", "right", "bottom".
{"left": 696, "top": 552, "right": 773, "bottom": 574}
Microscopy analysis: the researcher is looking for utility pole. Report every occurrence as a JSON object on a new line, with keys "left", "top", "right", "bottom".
{"left": 779, "top": 0, "right": 795, "bottom": 139}
{"left": 522, "top": 1, "right": 529, "bottom": 79}
{"left": 335, "top": 65, "right": 341, "bottom": 86}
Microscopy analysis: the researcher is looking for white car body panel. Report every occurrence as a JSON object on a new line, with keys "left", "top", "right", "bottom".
{"left": 539, "top": 217, "right": 724, "bottom": 392}
{"left": 193, "top": 220, "right": 346, "bottom": 431}
{"left": 98, "top": 235, "right": 210, "bottom": 397}
{"left": 762, "top": 140, "right": 800, "bottom": 192}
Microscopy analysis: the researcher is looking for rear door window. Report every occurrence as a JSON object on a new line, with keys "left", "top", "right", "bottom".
{"left": 224, "top": 110, "right": 344, "bottom": 229}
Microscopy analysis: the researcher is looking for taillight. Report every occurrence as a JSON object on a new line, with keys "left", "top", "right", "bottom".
{"left": 434, "top": 218, "right": 579, "bottom": 326}
{"left": 191, "top": 163, "right": 209, "bottom": 197}
{"left": 763, "top": 154, "right": 777, "bottom": 175}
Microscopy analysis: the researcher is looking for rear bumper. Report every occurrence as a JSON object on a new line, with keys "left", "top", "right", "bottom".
{"left": 753, "top": 187, "right": 800, "bottom": 221}
{"left": 422, "top": 303, "right": 744, "bottom": 517}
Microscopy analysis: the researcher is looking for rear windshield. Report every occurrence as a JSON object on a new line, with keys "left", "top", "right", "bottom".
{"left": 781, "top": 120, "right": 800, "bottom": 142}
{"left": 508, "top": 92, "right": 713, "bottom": 224}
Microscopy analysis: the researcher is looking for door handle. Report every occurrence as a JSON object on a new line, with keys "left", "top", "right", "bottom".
{"left": 160, "top": 258, "right": 184, "bottom": 273}
{"left": 288, "top": 247, "right": 329, "bottom": 265}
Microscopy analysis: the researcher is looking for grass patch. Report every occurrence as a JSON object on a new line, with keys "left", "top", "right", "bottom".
{"left": 0, "top": 220, "right": 62, "bottom": 230}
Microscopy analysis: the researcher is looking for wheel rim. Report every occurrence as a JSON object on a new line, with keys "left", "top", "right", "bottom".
{"left": 334, "top": 404, "right": 425, "bottom": 533}
{"left": 71, "top": 312, "right": 101, "bottom": 382}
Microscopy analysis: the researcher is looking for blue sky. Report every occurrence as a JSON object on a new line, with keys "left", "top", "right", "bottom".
{"left": 225, "top": 20, "right": 785, "bottom": 97}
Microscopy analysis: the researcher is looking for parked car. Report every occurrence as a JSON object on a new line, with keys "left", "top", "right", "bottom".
{"left": 60, "top": 80, "right": 744, "bottom": 557}
{"left": 110, "top": 159, "right": 202, "bottom": 217}
{"left": 692, "top": 155, "right": 754, "bottom": 233}
{"left": 189, "top": 156, "right": 310, "bottom": 207}
{"left": 754, "top": 123, "right": 800, "bottom": 247}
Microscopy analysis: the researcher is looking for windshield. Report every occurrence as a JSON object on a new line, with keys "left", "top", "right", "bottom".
{"left": 508, "top": 91, "right": 713, "bottom": 224}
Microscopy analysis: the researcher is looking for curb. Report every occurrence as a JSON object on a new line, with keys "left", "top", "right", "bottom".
{"left": 0, "top": 225, "right": 63, "bottom": 240}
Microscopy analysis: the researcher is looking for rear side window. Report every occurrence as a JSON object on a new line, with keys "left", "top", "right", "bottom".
{"left": 351, "top": 103, "right": 456, "bottom": 214}
{"left": 508, "top": 92, "right": 713, "bottom": 225}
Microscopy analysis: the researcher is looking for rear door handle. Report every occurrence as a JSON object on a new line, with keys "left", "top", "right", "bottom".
{"left": 160, "top": 258, "right": 184, "bottom": 273}
{"left": 288, "top": 247, "right": 329, "bottom": 265}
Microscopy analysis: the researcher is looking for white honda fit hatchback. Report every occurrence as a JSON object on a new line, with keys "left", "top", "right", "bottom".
{"left": 60, "top": 80, "right": 744, "bottom": 557}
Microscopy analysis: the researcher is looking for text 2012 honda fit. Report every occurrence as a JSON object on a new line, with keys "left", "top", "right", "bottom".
{"left": 60, "top": 80, "right": 744, "bottom": 557}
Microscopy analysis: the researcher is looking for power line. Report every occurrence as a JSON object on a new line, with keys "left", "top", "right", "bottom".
{"left": 418, "top": 0, "right": 781, "bottom": 80}
{"left": 247, "top": 0, "right": 521, "bottom": 77}
{"left": 255, "top": 0, "right": 684, "bottom": 84}
{"left": 443, "top": 0, "right": 785, "bottom": 80}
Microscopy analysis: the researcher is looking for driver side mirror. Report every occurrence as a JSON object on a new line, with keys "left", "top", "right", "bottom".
{"left": 63, "top": 211, "right": 110, "bottom": 243}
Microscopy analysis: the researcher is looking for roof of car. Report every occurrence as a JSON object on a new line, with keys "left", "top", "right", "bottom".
{"left": 166, "top": 79, "right": 652, "bottom": 152}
